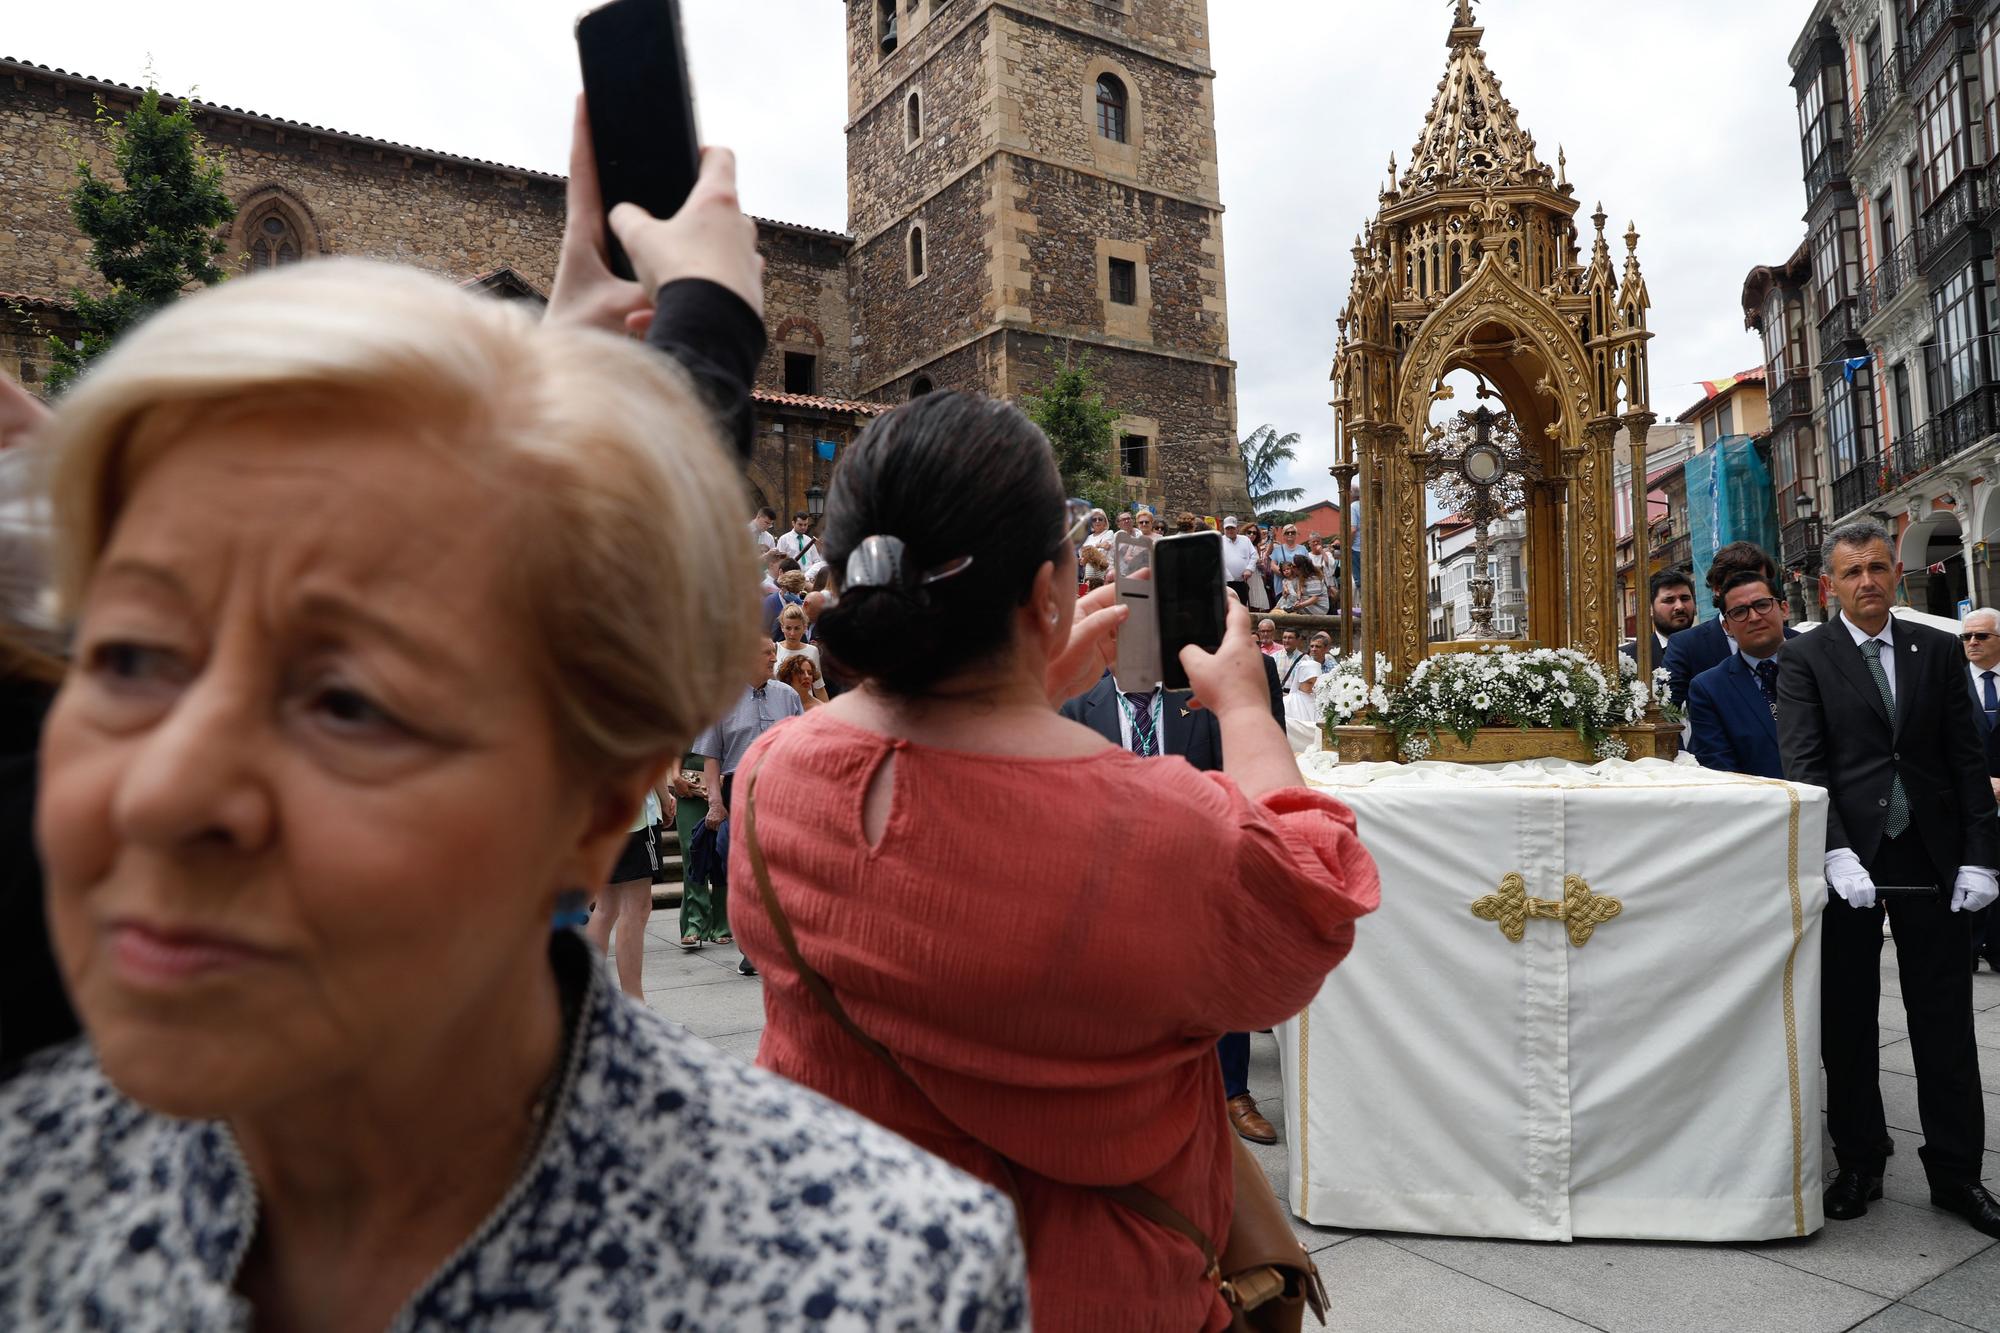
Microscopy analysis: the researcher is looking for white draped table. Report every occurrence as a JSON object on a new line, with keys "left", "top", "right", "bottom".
{"left": 1277, "top": 756, "right": 1830, "bottom": 1242}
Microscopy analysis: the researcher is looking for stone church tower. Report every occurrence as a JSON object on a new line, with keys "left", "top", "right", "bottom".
{"left": 843, "top": 0, "right": 1249, "bottom": 518}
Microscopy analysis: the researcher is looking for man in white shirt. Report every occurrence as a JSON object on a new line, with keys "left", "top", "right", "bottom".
{"left": 1776, "top": 521, "right": 2000, "bottom": 1237}
{"left": 749, "top": 506, "right": 778, "bottom": 553}
{"left": 775, "top": 511, "right": 824, "bottom": 574}
{"left": 1114, "top": 510, "right": 1136, "bottom": 538}
{"left": 1220, "top": 516, "right": 1257, "bottom": 605}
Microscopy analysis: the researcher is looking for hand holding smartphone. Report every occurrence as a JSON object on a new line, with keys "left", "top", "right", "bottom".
{"left": 1114, "top": 530, "right": 1227, "bottom": 693}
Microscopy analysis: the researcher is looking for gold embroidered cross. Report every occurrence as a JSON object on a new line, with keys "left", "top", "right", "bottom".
{"left": 1471, "top": 873, "right": 1622, "bottom": 947}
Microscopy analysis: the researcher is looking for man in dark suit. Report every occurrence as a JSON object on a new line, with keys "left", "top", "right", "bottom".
{"left": 1060, "top": 654, "right": 1285, "bottom": 1145}
{"left": 1622, "top": 568, "right": 1696, "bottom": 668}
{"left": 1662, "top": 541, "right": 1780, "bottom": 707}
{"left": 1686, "top": 571, "right": 1792, "bottom": 780}
{"left": 1776, "top": 521, "right": 2000, "bottom": 1238}
{"left": 1960, "top": 607, "right": 2000, "bottom": 972}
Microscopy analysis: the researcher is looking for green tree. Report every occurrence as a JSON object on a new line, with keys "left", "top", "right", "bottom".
{"left": 1022, "top": 349, "right": 1124, "bottom": 514}
{"left": 1241, "top": 423, "right": 1306, "bottom": 525}
{"left": 43, "top": 86, "right": 236, "bottom": 395}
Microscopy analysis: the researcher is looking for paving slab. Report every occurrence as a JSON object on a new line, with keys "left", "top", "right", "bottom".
{"left": 700, "top": 1028, "right": 764, "bottom": 1065}
{"left": 1316, "top": 1238, "right": 1600, "bottom": 1333}
{"left": 642, "top": 973, "right": 767, "bottom": 1038}
{"left": 1879, "top": 1070, "right": 2000, "bottom": 1144}
{"left": 1903, "top": 1243, "right": 2000, "bottom": 1331}
{"left": 1977, "top": 1006, "right": 2000, "bottom": 1051}
{"left": 1745, "top": 1195, "right": 1997, "bottom": 1298}
{"left": 1388, "top": 1233, "right": 1887, "bottom": 1332}
{"left": 1847, "top": 1304, "right": 1993, "bottom": 1331}
{"left": 1880, "top": 1038, "right": 2000, "bottom": 1096}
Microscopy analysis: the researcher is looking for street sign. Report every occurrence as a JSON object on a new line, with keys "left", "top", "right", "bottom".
{"left": 1960, "top": 598, "right": 1974, "bottom": 619}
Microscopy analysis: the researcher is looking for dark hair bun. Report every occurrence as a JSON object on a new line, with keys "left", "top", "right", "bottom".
{"left": 814, "top": 392, "right": 1064, "bottom": 697}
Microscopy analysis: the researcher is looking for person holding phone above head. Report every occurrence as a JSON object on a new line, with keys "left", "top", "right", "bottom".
{"left": 0, "top": 88, "right": 1029, "bottom": 1330}
{"left": 729, "top": 389, "right": 1378, "bottom": 1331}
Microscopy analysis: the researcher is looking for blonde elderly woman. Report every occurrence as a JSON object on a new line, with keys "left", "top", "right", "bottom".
{"left": 0, "top": 111, "right": 1025, "bottom": 1331}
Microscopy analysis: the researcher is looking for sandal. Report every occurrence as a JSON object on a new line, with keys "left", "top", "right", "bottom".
{"left": 678, "top": 936, "right": 702, "bottom": 951}
{"left": 714, "top": 934, "right": 734, "bottom": 946}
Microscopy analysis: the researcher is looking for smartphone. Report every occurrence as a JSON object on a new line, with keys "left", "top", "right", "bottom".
{"left": 1153, "top": 531, "right": 1227, "bottom": 692}
{"left": 1112, "top": 533, "right": 1160, "bottom": 694}
{"left": 575, "top": 0, "right": 703, "bottom": 281}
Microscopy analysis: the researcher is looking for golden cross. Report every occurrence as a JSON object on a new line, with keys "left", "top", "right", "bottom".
{"left": 1471, "top": 874, "right": 1622, "bottom": 947}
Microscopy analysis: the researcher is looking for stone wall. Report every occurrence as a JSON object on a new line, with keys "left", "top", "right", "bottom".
{"left": 756, "top": 225, "right": 855, "bottom": 398}
{"left": 1000, "top": 9, "right": 1220, "bottom": 205}
{"left": 850, "top": 165, "right": 996, "bottom": 392}
{"left": 847, "top": 9, "right": 995, "bottom": 242}
{"left": 0, "top": 62, "right": 567, "bottom": 303}
{"left": 1009, "top": 155, "right": 1225, "bottom": 356}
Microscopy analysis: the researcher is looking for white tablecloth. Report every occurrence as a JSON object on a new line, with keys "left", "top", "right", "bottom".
{"left": 1278, "top": 756, "right": 1829, "bottom": 1242}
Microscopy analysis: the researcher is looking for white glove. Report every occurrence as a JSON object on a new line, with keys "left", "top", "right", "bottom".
{"left": 1951, "top": 867, "right": 1999, "bottom": 914}
{"left": 1824, "top": 847, "right": 1877, "bottom": 909}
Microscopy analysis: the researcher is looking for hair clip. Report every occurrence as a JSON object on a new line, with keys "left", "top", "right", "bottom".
{"left": 842, "top": 535, "right": 975, "bottom": 600}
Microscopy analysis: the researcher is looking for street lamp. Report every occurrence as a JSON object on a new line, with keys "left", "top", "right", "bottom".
{"left": 805, "top": 483, "right": 826, "bottom": 522}
{"left": 1794, "top": 491, "right": 1815, "bottom": 520}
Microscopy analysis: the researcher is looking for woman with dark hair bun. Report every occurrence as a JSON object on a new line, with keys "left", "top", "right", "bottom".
{"left": 731, "top": 390, "right": 1380, "bottom": 1331}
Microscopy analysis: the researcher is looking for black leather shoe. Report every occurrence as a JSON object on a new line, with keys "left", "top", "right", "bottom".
{"left": 1930, "top": 1182, "right": 2000, "bottom": 1239}
{"left": 1824, "top": 1169, "right": 1883, "bottom": 1220}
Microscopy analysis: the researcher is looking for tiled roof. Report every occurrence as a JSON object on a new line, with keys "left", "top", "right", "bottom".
{"left": 753, "top": 389, "right": 893, "bottom": 416}
{"left": 0, "top": 290, "right": 71, "bottom": 309}
{"left": 2, "top": 58, "right": 853, "bottom": 243}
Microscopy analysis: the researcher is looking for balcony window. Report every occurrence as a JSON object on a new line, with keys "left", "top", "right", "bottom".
{"left": 1827, "top": 366, "right": 1877, "bottom": 476}
{"left": 1983, "top": 15, "right": 2000, "bottom": 158}
{"left": 1799, "top": 65, "right": 1833, "bottom": 166}
{"left": 1918, "top": 58, "right": 1971, "bottom": 206}
{"left": 1927, "top": 256, "right": 1996, "bottom": 409}
{"left": 1812, "top": 207, "right": 1861, "bottom": 315}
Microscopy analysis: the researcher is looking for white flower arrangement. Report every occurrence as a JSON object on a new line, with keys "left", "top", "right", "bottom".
{"left": 1320, "top": 644, "right": 1680, "bottom": 754}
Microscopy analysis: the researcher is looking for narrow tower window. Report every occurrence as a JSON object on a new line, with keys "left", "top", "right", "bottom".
{"left": 910, "top": 376, "right": 935, "bottom": 399}
{"left": 1096, "top": 74, "right": 1128, "bottom": 143}
{"left": 1108, "top": 257, "right": 1137, "bottom": 306}
{"left": 909, "top": 225, "right": 927, "bottom": 280}
{"left": 907, "top": 91, "right": 923, "bottom": 145}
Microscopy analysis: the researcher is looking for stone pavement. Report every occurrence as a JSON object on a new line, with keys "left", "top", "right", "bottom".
{"left": 629, "top": 913, "right": 2000, "bottom": 1333}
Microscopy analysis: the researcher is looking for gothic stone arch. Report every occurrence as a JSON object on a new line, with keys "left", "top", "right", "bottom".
{"left": 230, "top": 185, "right": 325, "bottom": 272}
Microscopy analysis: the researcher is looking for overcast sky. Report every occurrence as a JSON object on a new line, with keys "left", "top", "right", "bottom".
{"left": 6, "top": 0, "right": 1810, "bottom": 504}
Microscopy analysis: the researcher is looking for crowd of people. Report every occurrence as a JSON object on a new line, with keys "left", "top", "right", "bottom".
{"left": 0, "top": 96, "right": 1380, "bottom": 1331}
{"left": 1666, "top": 537, "right": 2000, "bottom": 1238}
{"left": 1069, "top": 505, "right": 1344, "bottom": 618}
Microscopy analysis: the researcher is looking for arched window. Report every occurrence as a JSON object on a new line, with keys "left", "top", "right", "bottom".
{"left": 909, "top": 224, "right": 927, "bottom": 280}
{"left": 248, "top": 209, "right": 301, "bottom": 269}
{"left": 910, "top": 376, "right": 934, "bottom": 399}
{"left": 1096, "top": 74, "right": 1128, "bottom": 143}
{"left": 906, "top": 91, "right": 923, "bottom": 145}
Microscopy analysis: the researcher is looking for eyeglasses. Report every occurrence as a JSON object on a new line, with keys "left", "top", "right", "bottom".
{"left": 1963, "top": 631, "right": 1996, "bottom": 643}
{"left": 1722, "top": 597, "right": 1782, "bottom": 624}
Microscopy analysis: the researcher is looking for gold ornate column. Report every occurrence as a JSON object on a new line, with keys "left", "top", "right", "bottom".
{"left": 1576, "top": 418, "right": 1622, "bottom": 668}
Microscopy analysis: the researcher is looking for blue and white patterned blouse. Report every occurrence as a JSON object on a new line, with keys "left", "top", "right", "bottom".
{"left": 0, "top": 932, "right": 1029, "bottom": 1331}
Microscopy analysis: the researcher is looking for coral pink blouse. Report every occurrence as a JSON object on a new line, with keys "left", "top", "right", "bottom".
{"left": 732, "top": 710, "right": 1378, "bottom": 1332}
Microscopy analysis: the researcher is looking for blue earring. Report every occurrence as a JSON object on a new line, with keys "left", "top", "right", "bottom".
{"left": 552, "top": 890, "right": 591, "bottom": 931}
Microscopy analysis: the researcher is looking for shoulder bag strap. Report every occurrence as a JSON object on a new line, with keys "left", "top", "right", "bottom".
{"left": 738, "top": 756, "right": 1221, "bottom": 1274}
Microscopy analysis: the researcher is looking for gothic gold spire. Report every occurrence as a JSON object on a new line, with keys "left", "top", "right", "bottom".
{"left": 1402, "top": 0, "right": 1547, "bottom": 196}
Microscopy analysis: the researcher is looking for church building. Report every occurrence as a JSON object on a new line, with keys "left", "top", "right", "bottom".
{"left": 0, "top": 0, "right": 1247, "bottom": 518}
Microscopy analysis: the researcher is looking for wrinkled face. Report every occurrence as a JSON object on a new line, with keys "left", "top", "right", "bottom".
{"left": 1823, "top": 539, "right": 1898, "bottom": 630}
{"left": 1308, "top": 536, "right": 1323, "bottom": 552}
{"left": 39, "top": 415, "right": 597, "bottom": 1120}
{"left": 1256, "top": 620, "right": 1277, "bottom": 645}
{"left": 1721, "top": 580, "right": 1788, "bottom": 658}
{"left": 754, "top": 637, "right": 780, "bottom": 683}
{"left": 1116, "top": 513, "right": 1134, "bottom": 532}
{"left": 1310, "top": 637, "right": 1331, "bottom": 661}
{"left": 1964, "top": 613, "right": 2000, "bottom": 669}
{"left": 1280, "top": 630, "right": 1300, "bottom": 654}
{"left": 1651, "top": 582, "right": 1696, "bottom": 633}
{"left": 1135, "top": 513, "right": 1155, "bottom": 534}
